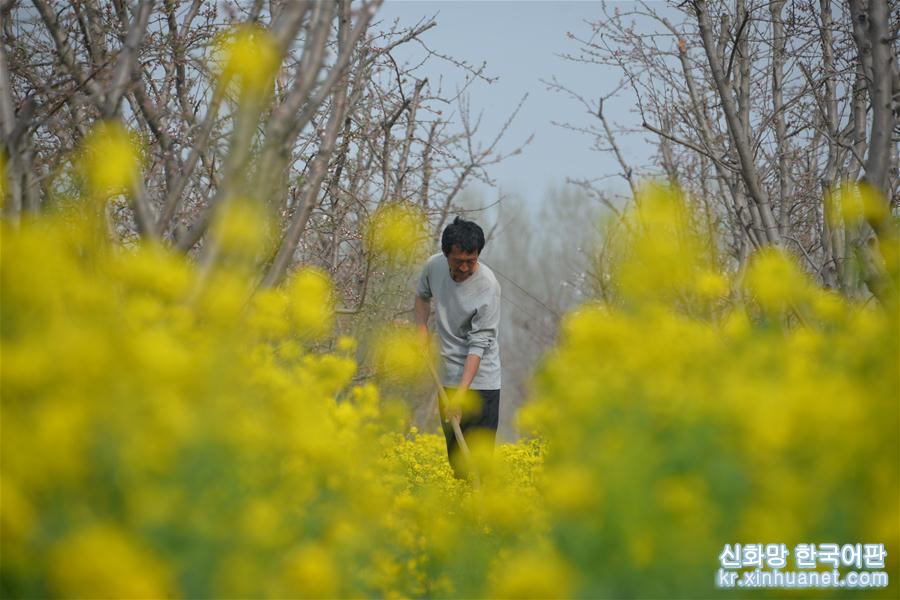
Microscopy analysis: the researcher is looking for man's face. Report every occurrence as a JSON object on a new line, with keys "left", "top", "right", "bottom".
{"left": 445, "top": 245, "right": 479, "bottom": 282}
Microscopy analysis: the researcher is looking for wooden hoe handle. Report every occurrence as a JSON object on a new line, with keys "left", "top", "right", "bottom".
{"left": 426, "top": 360, "right": 480, "bottom": 487}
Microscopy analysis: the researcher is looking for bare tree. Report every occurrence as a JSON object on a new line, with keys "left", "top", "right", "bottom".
{"left": 553, "top": 0, "right": 898, "bottom": 304}
{"left": 1, "top": 1, "right": 526, "bottom": 319}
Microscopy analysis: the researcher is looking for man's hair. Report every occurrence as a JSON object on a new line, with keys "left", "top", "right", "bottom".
{"left": 441, "top": 216, "right": 485, "bottom": 255}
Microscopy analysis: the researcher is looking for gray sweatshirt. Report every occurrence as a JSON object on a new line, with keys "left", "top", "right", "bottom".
{"left": 416, "top": 252, "right": 501, "bottom": 390}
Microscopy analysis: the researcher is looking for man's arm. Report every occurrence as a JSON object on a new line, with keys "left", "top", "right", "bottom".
{"left": 458, "top": 353, "right": 482, "bottom": 389}
{"left": 415, "top": 257, "right": 432, "bottom": 343}
{"left": 447, "top": 285, "right": 499, "bottom": 422}
{"left": 414, "top": 295, "right": 430, "bottom": 343}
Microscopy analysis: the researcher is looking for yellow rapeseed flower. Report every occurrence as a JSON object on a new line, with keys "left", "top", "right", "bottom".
{"left": 365, "top": 202, "right": 429, "bottom": 265}
{"left": 0, "top": 475, "right": 35, "bottom": 564}
{"left": 48, "top": 524, "right": 174, "bottom": 598}
{"left": 488, "top": 548, "right": 575, "bottom": 599}
{"left": 8, "top": 180, "right": 894, "bottom": 599}
{"left": 826, "top": 181, "right": 889, "bottom": 227}
{"left": 275, "top": 543, "right": 339, "bottom": 598}
{"left": 351, "top": 383, "right": 380, "bottom": 419}
{"left": 542, "top": 464, "right": 598, "bottom": 514}
{"left": 217, "top": 25, "right": 280, "bottom": 94}
{"left": 744, "top": 247, "right": 811, "bottom": 312}
{"left": 808, "top": 288, "right": 846, "bottom": 323}
{"left": 286, "top": 267, "right": 334, "bottom": 339}
{"left": 198, "top": 270, "right": 251, "bottom": 324}
{"left": 247, "top": 288, "right": 290, "bottom": 338}
{"left": 1, "top": 204, "right": 554, "bottom": 598}
{"left": 694, "top": 269, "right": 729, "bottom": 300}
{"left": 336, "top": 335, "right": 358, "bottom": 354}
{"left": 212, "top": 199, "right": 271, "bottom": 257}
{"left": 370, "top": 325, "right": 431, "bottom": 384}
{"left": 108, "top": 243, "right": 194, "bottom": 301}
{"left": 80, "top": 121, "right": 141, "bottom": 197}
{"left": 616, "top": 182, "right": 706, "bottom": 303}
{"left": 240, "top": 497, "right": 285, "bottom": 548}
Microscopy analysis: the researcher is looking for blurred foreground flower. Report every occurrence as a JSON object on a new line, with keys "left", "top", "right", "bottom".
{"left": 826, "top": 181, "right": 890, "bottom": 227}
{"left": 79, "top": 121, "right": 141, "bottom": 197}
{"left": 211, "top": 198, "right": 272, "bottom": 258}
{"left": 488, "top": 546, "right": 575, "bottom": 599}
{"left": 0, "top": 212, "right": 548, "bottom": 598}
{"left": 521, "top": 184, "right": 899, "bottom": 597}
{"left": 286, "top": 266, "right": 335, "bottom": 340}
{"left": 4, "top": 178, "right": 895, "bottom": 599}
{"left": 744, "top": 248, "right": 813, "bottom": 313}
{"left": 370, "top": 325, "right": 432, "bottom": 384}
{"left": 48, "top": 524, "right": 175, "bottom": 598}
{"left": 611, "top": 182, "right": 710, "bottom": 306}
{"left": 216, "top": 25, "right": 280, "bottom": 95}
{"left": 365, "top": 201, "right": 429, "bottom": 265}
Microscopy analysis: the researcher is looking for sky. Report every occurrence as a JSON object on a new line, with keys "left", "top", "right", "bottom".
{"left": 375, "top": 1, "right": 667, "bottom": 210}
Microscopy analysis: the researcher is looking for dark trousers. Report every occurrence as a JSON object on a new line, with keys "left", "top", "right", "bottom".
{"left": 438, "top": 387, "right": 500, "bottom": 480}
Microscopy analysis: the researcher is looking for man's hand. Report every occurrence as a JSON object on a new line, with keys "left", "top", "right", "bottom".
{"left": 444, "top": 353, "right": 482, "bottom": 424}
{"left": 445, "top": 390, "right": 463, "bottom": 424}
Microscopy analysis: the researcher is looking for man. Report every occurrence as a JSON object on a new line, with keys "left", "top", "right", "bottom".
{"left": 415, "top": 216, "right": 501, "bottom": 479}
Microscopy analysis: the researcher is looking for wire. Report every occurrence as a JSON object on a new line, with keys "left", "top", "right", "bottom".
{"left": 488, "top": 264, "right": 563, "bottom": 319}
{"left": 498, "top": 292, "right": 544, "bottom": 326}
{"left": 498, "top": 294, "right": 559, "bottom": 347}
